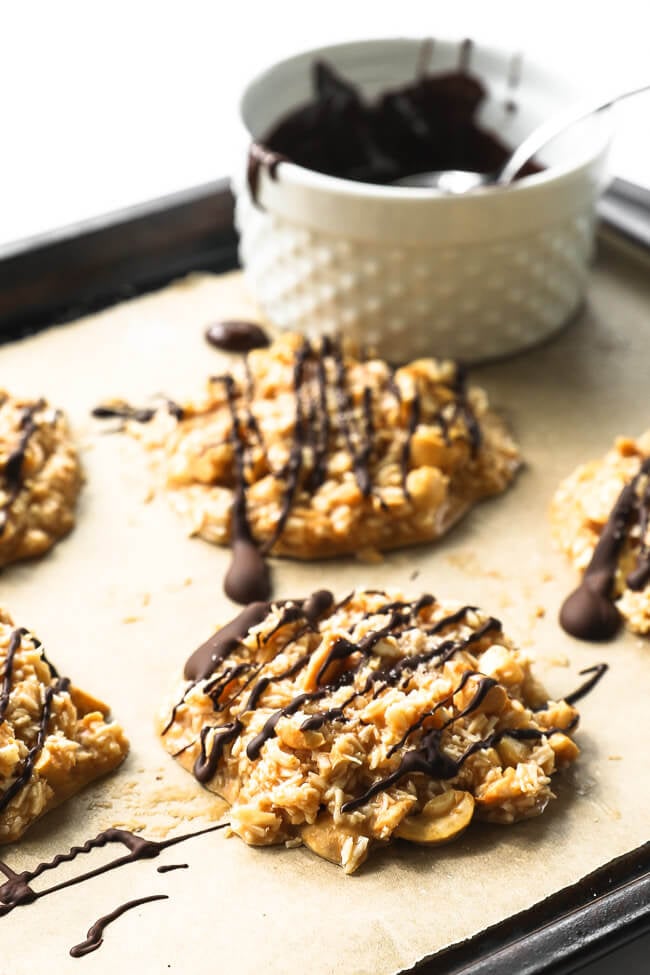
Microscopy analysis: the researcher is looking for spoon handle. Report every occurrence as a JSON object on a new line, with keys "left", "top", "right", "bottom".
{"left": 496, "top": 81, "right": 650, "bottom": 186}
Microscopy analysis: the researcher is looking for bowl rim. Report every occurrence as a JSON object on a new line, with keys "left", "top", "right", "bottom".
{"left": 238, "top": 35, "right": 612, "bottom": 201}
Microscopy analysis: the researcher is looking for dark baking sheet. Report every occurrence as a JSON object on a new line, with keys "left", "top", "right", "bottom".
{"left": 0, "top": 177, "right": 648, "bottom": 975}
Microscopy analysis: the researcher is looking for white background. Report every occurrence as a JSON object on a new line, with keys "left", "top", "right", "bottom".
{"left": 1, "top": 0, "right": 649, "bottom": 246}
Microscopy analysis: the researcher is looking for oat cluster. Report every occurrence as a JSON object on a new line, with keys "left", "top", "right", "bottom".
{"left": 551, "top": 432, "right": 650, "bottom": 634}
{"left": 138, "top": 334, "right": 519, "bottom": 560}
{"left": 0, "top": 610, "right": 129, "bottom": 843}
{"left": 0, "top": 392, "right": 82, "bottom": 568}
{"left": 160, "top": 590, "right": 580, "bottom": 873}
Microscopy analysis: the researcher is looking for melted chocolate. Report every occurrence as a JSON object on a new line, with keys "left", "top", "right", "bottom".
{"left": 331, "top": 340, "right": 373, "bottom": 497}
{"left": 0, "top": 823, "right": 226, "bottom": 919}
{"left": 220, "top": 374, "right": 271, "bottom": 604}
{"left": 0, "top": 402, "right": 42, "bottom": 536}
{"left": 0, "top": 676, "right": 69, "bottom": 815}
{"left": 69, "top": 895, "right": 168, "bottom": 957}
{"left": 247, "top": 142, "right": 288, "bottom": 206}
{"left": 182, "top": 591, "right": 334, "bottom": 687}
{"left": 180, "top": 593, "right": 336, "bottom": 777}
{"left": 184, "top": 601, "right": 271, "bottom": 680}
{"left": 627, "top": 473, "right": 650, "bottom": 590}
{"left": 401, "top": 390, "right": 421, "bottom": 496}
{"left": 194, "top": 719, "right": 243, "bottom": 782}
{"left": 559, "top": 458, "right": 650, "bottom": 641}
{"left": 302, "top": 589, "right": 335, "bottom": 623}
{"left": 156, "top": 863, "right": 188, "bottom": 873}
{"left": 92, "top": 403, "right": 156, "bottom": 423}
{"left": 224, "top": 534, "right": 271, "bottom": 605}
{"left": 205, "top": 321, "right": 270, "bottom": 353}
{"left": 177, "top": 593, "right": 556, "bottom": 811}
{"left": 564, "top": 663, "right": 608, "bottom": 706}
{"left": 4, "top": 408, "right": 37, "bottom": 491}
{"left": 0, "top": 631, "right": 70, "bottom": 816}
{"left": 252, "top": 54, "right": 540, "bottom": 194}
{"left": 262, "top": 341, "right": 313, "bottom": 550}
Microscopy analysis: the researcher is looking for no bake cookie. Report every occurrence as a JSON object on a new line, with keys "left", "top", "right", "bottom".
{"left": 0, "top": 610, "right": 129, "bottom": 843}
{"left": 121, "top": 333, "right": 519, "bottom": 602}
{"left": 159, "top": 589, "right": 589, "bottom": 873}
{"left": 0, "top": 393, "right": 82, "bottom": 568}
{"left": 552, "top": 432, "right": 650, "bottom": 639}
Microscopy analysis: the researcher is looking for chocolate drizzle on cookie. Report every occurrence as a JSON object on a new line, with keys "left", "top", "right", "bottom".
{"left": 559, "top": 457, "right": 650, "bottom": 641}
{"left": 0, "top": 628, "right": 70, "bottom": 815}
{"left": 0, "top": 400, "right": 43, "bottom": 536}
{"left": 209, "top": 339, "right": 479, "bottom": 604}
{"left": 173, "top": 592, "right": 606, "bottom": 813}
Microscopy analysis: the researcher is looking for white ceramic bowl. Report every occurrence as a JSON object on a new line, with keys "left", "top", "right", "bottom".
{"left": 233, "top": 38, "right": 611, "bottom": 362}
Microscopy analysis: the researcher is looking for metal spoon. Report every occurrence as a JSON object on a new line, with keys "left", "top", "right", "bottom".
{"left": 395, "top": 81, "right": 650, "bottom": 193}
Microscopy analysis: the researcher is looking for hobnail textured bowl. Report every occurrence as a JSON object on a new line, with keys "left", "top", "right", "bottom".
{"left": 233, "top": 38, "right": 611, "bottom": 362}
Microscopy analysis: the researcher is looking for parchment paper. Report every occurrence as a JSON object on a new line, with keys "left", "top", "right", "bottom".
{"left": 1, "top": 248, "right": 649, "bottom": 974}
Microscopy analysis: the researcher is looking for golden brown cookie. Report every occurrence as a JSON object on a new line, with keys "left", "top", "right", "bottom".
{"left": 0, "top": 610, "right": 129, "bottom": 843}
{"left": 0, "top": 392, "right": 82, "bottom": 568}
{"left": 551, "top": 432, "right": 650, "bottom": 639}
{"left": 159, "top": 589, "right": 587, "bottom": 873}
{"left": 121, "top": 334, "right": 519, "bottom": 602}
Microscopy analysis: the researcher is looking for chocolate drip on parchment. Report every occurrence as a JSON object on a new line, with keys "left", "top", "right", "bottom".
{"left": 175, "top": 593, "right": 607, "bottom": 814}
{"left": 0, "top": 627, "right": 27, "bottom": 722}
{"left": 69, "top": 895, "right": 168, "bottom": 957}
{"left": 0, "top": 822, "right": 227, "bottom": 919}
{"left": 205, "top": 320, "right": 270, "bottom": 353}
{"left": 564, "top": 664, "right": 609, "bottom": 706}
{"left": 220, "top": 374, "right": 271, "bottom": 604}
{"left": 559, "top": 457, "right": 650, "bottom": 641}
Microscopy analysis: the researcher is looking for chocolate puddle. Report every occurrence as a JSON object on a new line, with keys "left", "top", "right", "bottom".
{"left": 205, "top": 320, "right": 270, "bottom": 353}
